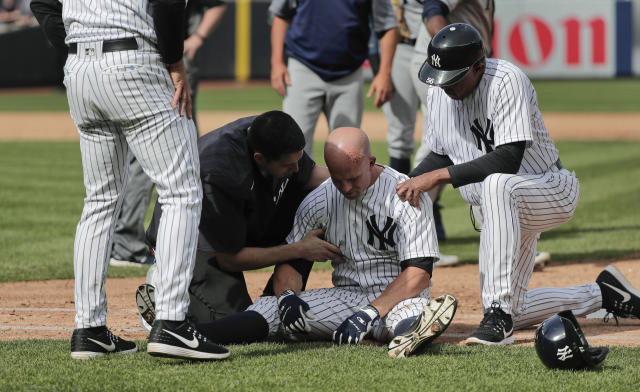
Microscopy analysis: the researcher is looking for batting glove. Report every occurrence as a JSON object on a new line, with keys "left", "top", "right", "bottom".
{"left": 332, "top": 304, "right": 380, "bottom": 345}
{"left": 277, "top": 289, "right": 315, "bottom": 334}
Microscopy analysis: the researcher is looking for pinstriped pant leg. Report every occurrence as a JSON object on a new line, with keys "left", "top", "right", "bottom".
{"left": 513, "top": 283, "right": 602, "bottom": 329}
{"left": 97, "top": 51, "right": 202, "bottom": 322}
{"left": 68, "top": 59, "right": 132, "bottom": 328}
{"left": 479, "top": 170, "right": 580, "bottom": 315}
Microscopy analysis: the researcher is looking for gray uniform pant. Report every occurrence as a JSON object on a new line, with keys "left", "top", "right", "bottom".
{"left": 283, "top": 57, "right": 363, "bottom": 157}
{"left": 382, "top": 42, "right": 420, "bottom": 160}
{"left": 111, "top": 155, "right": 154, "bottom": 262}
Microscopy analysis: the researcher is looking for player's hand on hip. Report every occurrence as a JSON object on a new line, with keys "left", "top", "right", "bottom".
{"left": 270, "top": 61, "right": 290, "bottom": 97}
{"left": 168, "top": 59, "right": 193, "bottom": 119}
{"left": 299, "top": 228, "right": 344, "bottom": 263}
{"left": 277, "top": 289, "right": 315, "bottom": 334}
{"left": 367, "top": 73, "right": 394, "bottom": 108}
{"left": 332, "top": 305, "right": 380, "bottom": 345}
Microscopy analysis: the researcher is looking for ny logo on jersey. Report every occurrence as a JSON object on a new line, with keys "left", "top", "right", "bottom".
{"left": 431, "top": 54, "right": 441, "bottom": 68}
{"left": 470, "top": 118, "right": 495, "bottom": 153}
{"left": 556, "top": 345, "right": 574, "bottom": 361}
{"left": 366, "top": 216, "right": 397, "bottom": 251}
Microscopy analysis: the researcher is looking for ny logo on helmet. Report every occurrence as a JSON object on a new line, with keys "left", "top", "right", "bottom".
{"left": 431, "top": 54, "right": 441, "bottom": 68}
{"left": 556, "top": 345, "right": 574, "bottom": 361}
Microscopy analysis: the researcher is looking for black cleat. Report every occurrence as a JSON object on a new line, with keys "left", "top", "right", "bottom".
{"left": 596, "top": 265, "right": 640, "bottom": 319}
{"left": 464, "top": 302, "right": 514, "bottom": 346}
{"left": 70, "top": 326, "right": 137, "bottom": 359}
{"left": 388, "top": 294, "right": 457, "bottom": 358}
{"left": 147, "top": 320, "right": 230, "bottom": 360}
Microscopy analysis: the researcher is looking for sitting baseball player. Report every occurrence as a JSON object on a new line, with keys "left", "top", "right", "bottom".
{"left": 397, "top": 23, "right": 640, "bottom": 345}
{"left": 139, "top": 126, "right": 458, "bottom": 358}
{"left": 139, "top": 111, "right": 341, "bottom": 326}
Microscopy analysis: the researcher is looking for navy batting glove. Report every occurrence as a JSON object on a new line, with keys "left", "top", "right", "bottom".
{"left": 332, "top": 304, "right": 380, "bottom": 345}
{"left": 277, "top": 289, "right": 315, "bottom": 334}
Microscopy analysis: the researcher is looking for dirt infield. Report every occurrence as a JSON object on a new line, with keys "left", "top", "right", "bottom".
{"left": 1, "top": 111, "right": 640, "bottom": 141}
{"left": 2, "top": 260, "right": 640, "bottom": 346}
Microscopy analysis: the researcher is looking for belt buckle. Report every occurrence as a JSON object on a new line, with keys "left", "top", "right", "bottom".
{"left": 84, "top": 47, "right": 96, "bottom": 56}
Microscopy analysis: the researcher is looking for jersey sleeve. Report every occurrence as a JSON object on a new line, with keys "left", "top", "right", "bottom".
{"left": 491, "top": 67, "right": 534, "bottom": 147}
{"left": 395, "top": 193, "right": 440, "bottom": 261}
{"left": 424, "top": 88, "right": 447, "bottom": 155}
{"left": 372, "top": 0, "right": 398, "bottom": 33}
{"left": 199, "top": 182, "right": 246, "bottom": 254}
{"left": 285, "top": 183, "right": 329, "bottom": 244}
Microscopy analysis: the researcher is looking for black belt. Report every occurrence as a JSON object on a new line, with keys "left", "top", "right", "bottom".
{"left": 68, "top": 37, "right": 138, "bottom": 54}
{"left": 400, "top": 37, "right": 417, "bottom": 46}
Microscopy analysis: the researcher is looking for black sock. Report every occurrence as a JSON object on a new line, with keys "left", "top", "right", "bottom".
{"left": 196, "top": 311, "right": 269, "bottom": 344}
{"left": 390, "top": 157, "right": 411, "bottom": 174}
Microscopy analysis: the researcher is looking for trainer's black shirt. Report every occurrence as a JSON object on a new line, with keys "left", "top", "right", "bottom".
{"left": 147, "top": 116, "right": 315, "bottom": 254}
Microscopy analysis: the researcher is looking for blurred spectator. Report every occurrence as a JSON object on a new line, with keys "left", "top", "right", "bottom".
{"left": 0, "top": 0, "right": 37, "bottom": 33}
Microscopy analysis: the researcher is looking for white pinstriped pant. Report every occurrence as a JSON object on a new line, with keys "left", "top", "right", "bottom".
{"left": 65, "top": 40, "right": 202, "bottom": 328}
{"left": 463, "top": 167, "right": 602, "bottom": 326}
{"left": 248, "top": 287, "right": 431, "bottom": 343}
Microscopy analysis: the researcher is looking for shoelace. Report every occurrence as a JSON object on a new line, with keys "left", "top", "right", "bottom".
{"left": 480, "top": 303, "right": 508, "bottom": 333}
{"left": 186, "top": 325, "right": 207, "bottom": 343}
{"left": 106, "top": 329, "right": 120, "bottom": 343}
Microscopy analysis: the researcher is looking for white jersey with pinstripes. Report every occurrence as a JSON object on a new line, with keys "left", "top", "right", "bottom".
{"left": 286, "top": 166, "right": 439, "bottom": 293}
{"left": 60, "top": 0, "right": 157, "bottom": 44}
{"left": 425, "top": 58, "right": 559, "bottom": 206}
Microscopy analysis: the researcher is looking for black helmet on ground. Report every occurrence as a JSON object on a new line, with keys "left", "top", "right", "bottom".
{"left": 534, "top": 310, "right": 609, "bottom": 370}
{"left": 418, "top": 23, "right": 485, "bottom": 87}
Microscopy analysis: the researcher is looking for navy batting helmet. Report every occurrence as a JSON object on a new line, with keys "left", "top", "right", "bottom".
{"left": 534, "top": 311, "right": 609, "bottom": 370}
{"left": 418, "top": 23, "right": 485, "bottom": 87}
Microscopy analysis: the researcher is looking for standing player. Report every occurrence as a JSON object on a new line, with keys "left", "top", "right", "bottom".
{"left": 139, "top": 127, "right": 458, "bottom": 358}
{"left": 396, "top": 24, "right": 640, "bottom": 345}
{"left": 269, "top": 0, "right": 397, "bottom": 156}
{"left": 30, "top": 0, "right": 228, "bottom": 360}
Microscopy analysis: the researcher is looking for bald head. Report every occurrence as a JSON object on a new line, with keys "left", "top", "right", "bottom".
{"left": 324, "top": 127, "right": 380, "bottom": 199}
{"left": 324, "top": 127, "right": 371, "bottom": 169}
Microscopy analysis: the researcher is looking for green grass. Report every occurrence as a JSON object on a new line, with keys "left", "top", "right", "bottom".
{"left": 0, "top": 140, "right": 639, "bottom": 282}
{"left": 1, "top": 340, "right": 639, "bottom": 391}
{"left": 2, "top": 79, "right": 640, "bottom": 112}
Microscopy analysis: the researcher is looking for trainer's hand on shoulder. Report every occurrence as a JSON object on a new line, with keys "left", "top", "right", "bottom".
{"left": 367, "top": 72, "right": 394, "bottom": 108}
{"left": 332, "top": 305, "right": 380, "bottom": 345}
{"left": 396, "top": 169, "right": 450, "bottom": 208}
{"left": 167, "top": 59, "right": 193, "bottom": 119}
{"left": 298, "top": 228, "right": 344, "bottom": 263}
{"left": 270, "top": 61, "right": 290, "bottom": 97}
{"left": 278, "top": 289, "right": 315, "bottom": 334}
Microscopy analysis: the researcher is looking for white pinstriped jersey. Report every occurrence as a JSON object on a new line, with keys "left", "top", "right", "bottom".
{"left": 425, "top": 58, "right": 559, "bottom": 205}
{"left": 60, "top": 0, "right": 158, "bottom": 44}
{"left": 286, "top": 166, "right": 439, "bottom": 293}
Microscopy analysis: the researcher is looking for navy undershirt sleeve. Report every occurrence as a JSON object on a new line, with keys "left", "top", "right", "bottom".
{"left": 150, "top": 0, "right": 186, "bottom": 64}
{"left": 409, "top": 152, "right": 454, "bottom": 178}
{"left": 401, "top": 257, "right": 435, "bottom": 276}
{"left": 447, "top": 141, "right": 526, "bottom": 188}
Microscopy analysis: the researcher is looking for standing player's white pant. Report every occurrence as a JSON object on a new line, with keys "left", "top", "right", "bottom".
{"left": 382, "top": 42, "right": 420, "bottom": 161}
{"left": 461, "top": 168, "right": 602, "bottom": 326}
{"left": 249, "top": 287, "right": 431, "bottom": 343}
{"left": 283, "top": 57, "right": 363, "bottom": 157}
{"left": 65, "top": 41, "right": 202, "bottom": 328}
